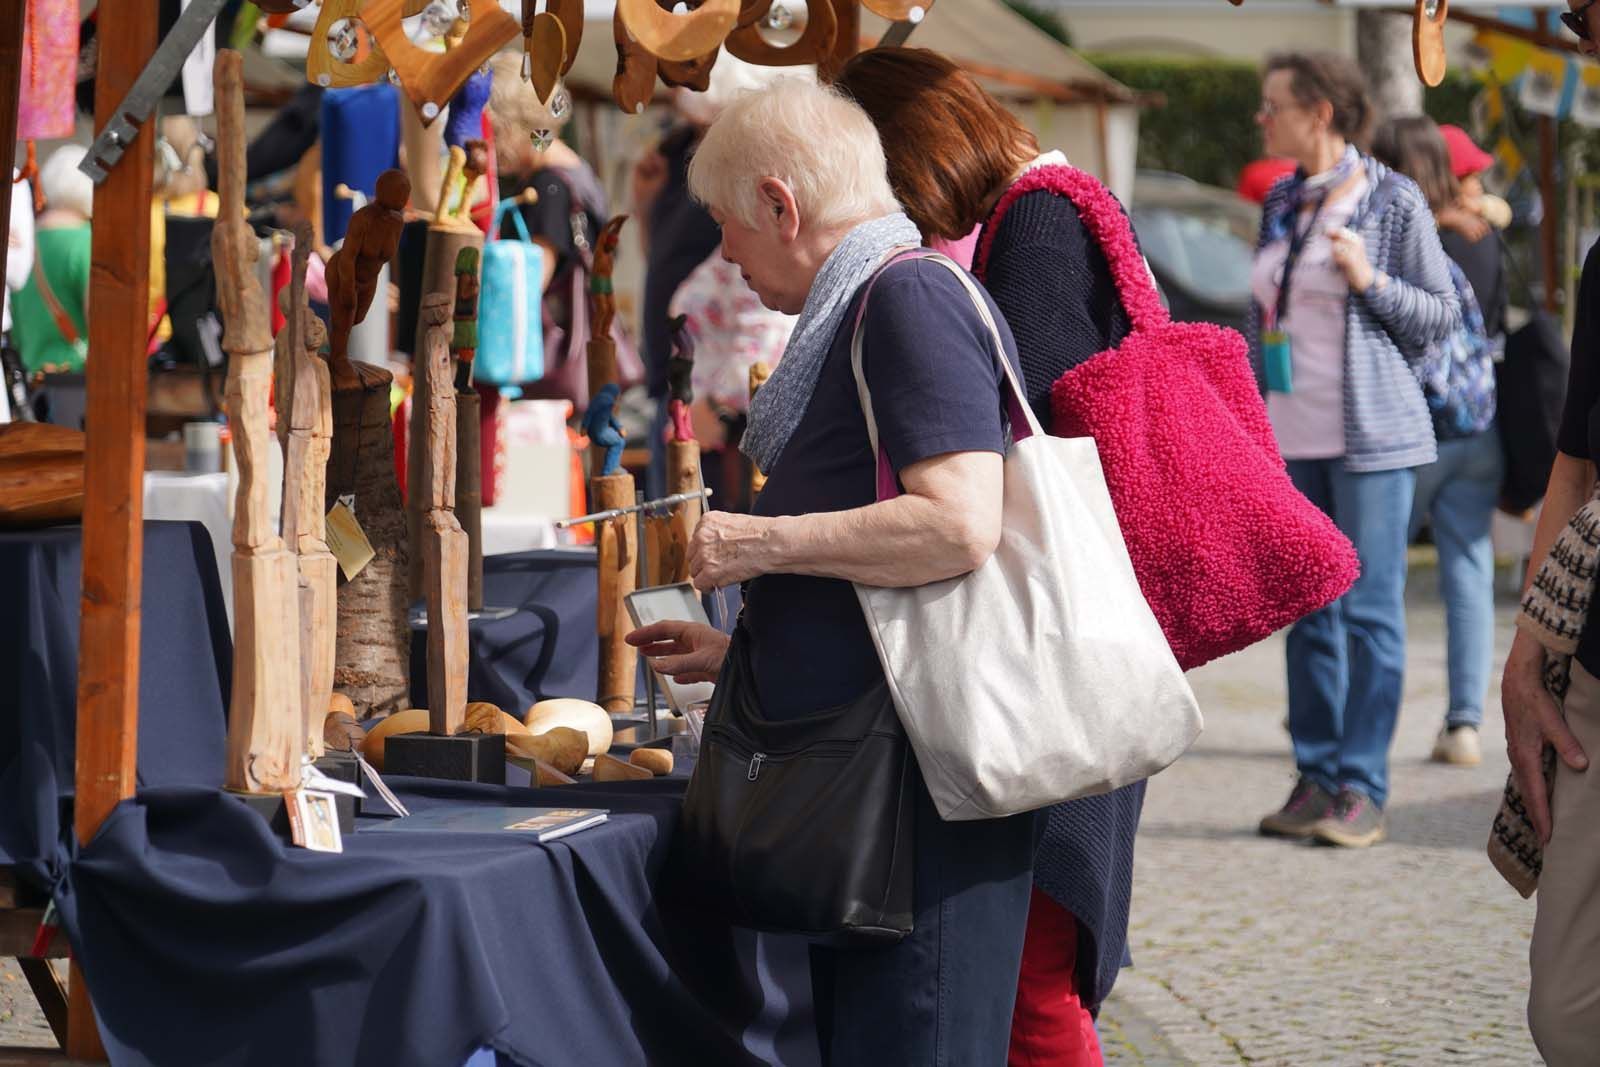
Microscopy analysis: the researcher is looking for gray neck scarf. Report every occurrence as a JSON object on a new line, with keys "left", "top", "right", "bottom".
{"left": 740, "top": 212, "right": 923, "bottom": 472}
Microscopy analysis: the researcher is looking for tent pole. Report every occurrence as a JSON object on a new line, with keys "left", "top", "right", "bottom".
{"left": 70, "top": 1, "right": 159, "bottom": 1058}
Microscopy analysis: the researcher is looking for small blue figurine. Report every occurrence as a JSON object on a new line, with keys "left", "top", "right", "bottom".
{"left": 582, "top": 383, "right": 626, "bottom": 477}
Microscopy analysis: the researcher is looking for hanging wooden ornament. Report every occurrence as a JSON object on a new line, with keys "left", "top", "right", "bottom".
{"left": 366, "top": 0, "right": 521, "bottom": 126}
{"left": 525, "top": 12, "right": 568, "bottom": 104}
{"left": 737, "top": 0, "right": 776, "bottom": 30}
{"left": 725, "top": 0, "right": 837, "bottom": 67}
{"left": 617, "top": 0, "right": 740, "bottom": 63}
{"left": 861, "top": 0, "right": 934, "bottom": 22}
{"left": 1412, "top": 0, "right": 1449, "bottom": 88}
{"left": 305, "top": 0, "right": 389, "bottom": 89}
{"left": 613, "top": 8, "right": 659, "bottom": 115}
{"left": 659, "top": 46, "right": 720, "bottom": 92}
{"left": 548, "top": 0, "right": 586, "bottom": 75}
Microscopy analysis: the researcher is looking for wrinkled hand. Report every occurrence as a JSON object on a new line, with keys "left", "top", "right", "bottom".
{"left": 1328, "top": 226, "right": 1376, "bottom": 292}
{"left": 1437, "top": 203, "right": 1491, "bottom": 243}
{"left": 688, "top": 511, "right": 774, "bottom": 592}
{"left": 626, "top": 620, "right": 730, "bottom": 684}
{"left": 1502, "top": 642, "right": 1589, "bottom": 845}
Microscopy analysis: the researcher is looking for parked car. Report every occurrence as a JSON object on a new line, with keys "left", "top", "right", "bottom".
{"left": 1131, "top": 170, "right": 1260, "bottom": 336}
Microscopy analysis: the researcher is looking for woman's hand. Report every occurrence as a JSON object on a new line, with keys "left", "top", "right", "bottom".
{"left": 626, "top": 620, "right": 730, "bottom": 684}
{"left": 689, "top": 511, "right": 777, "bottom": 591}
{"left": 1328, "top": 226, "right": 1377, "bottom": 292}
{"left": 1437, "top": 203, "right": 1491, "bottom": 243}
{"left": 1502, "top": 635, "right": 1589, "bottom": 845}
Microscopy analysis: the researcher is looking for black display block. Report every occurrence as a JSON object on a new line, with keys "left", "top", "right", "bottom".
{"left": 229, "top": 788, "right": 357, "bottom": 837}
{"left": 384, "top": 731, "right": 506, "bottom": 784}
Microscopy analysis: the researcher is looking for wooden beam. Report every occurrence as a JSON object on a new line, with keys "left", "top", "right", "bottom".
{"left": 71, "top": 1, "right": 160, "bottom": 1059}
{"left": 1447, "top": 10, "right": 1583, "bottom": 57}
{"left": 0, "top": 0, "right": 22, "bottom": 326}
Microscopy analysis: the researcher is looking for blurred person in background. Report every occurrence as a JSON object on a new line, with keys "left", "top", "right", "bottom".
{"left": 2, "top": 168, "right": 36, "bottom": 422}
{"left": 1248, "top": 52, "right": 1458, "bottom": 848}
{"left": 11, "top": 144, "right": 93, "bottom": 375}
{"left": 1372, "top": 116, "right": 1502, "bottom": 769}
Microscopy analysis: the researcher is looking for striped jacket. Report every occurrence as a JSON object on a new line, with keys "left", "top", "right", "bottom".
{"left": 1248, "top": 154, "right": 1460, "bottom": 472}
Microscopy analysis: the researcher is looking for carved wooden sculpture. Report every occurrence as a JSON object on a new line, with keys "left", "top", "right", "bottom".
{"left": 525, "top": 0, "right": 585, "bottom": 78}
{"left": 280, "top": 222, "right": 337, "bottom": 762}
{"left": 587, "top": 215, "right": 629, "bottom": 405}
{"left": 305, "top": 0, "right": 389, "bottom": 89}
{"left": 613, "top": 9, "right": 659, "bottom": 116}
{"left": 326, "top": 168, "right": 409, "bottom": 390}
{"left": 725, "top": 0, "right": 838, "bottom": 66}
{"left": 365, "top": 0, "right": 520, "bottom": 125}
{"left": 524, "top": 12, "right": 568, "bottom": 105}
{"left": 659, "top": 48, "right": 719, "bottom": 93}
{"left": 419, "top": 294, "right": 469, "bottom": 737}
{"left": 452, "top": 247, "right": 485, "bottom": 612}
{"left": 663, "top": 314, "right": 700, "bottom": 584}
{"left": 216, "top": 49, "right": 304, "bottom": 795}
{"left": 1413, "top": 0, "right": 1448, "bottom": 88}
{"left": 618, "top": 0, "right": 740, "bottom": 62}
{"left": 593, "top": 468, "right": 639, "bottom": 715}
{"left": 861, "top": 0, "right": 934, "bottom": 20}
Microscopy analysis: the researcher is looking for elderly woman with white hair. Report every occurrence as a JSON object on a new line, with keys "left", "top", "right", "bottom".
{"left": 12, "top": 144, "right": 93, "bottom": 374}
{"left": 627, "top": 81, "right": 1037, "bottom": 1061}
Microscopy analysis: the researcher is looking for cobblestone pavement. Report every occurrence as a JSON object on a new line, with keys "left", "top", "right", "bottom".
{"left": 1099, "top": 575, "right": 1541, "bottom": 1066}
{"left": 0, "top": 574, "right": 1544, "bottom": 1063}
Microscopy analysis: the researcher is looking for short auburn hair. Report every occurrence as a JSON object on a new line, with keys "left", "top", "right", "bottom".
{"left": 836, "top": 48, "right": 1038, "bottom": 241}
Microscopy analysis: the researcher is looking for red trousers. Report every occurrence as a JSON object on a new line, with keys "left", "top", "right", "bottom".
{"left": 1008, "top": 888, "right": 1103, "bottom": 1067}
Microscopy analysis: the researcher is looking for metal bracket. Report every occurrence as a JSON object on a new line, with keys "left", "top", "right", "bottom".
{"left": 78, "top": 0, "right": 233, "bottom": 185}
{"left": 877, "top": 5, "right": 927, "bottom": 48}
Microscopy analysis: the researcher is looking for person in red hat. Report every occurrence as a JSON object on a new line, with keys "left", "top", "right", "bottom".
{"left": 1437, "top": 124, "right": 1512, "bottom": 235}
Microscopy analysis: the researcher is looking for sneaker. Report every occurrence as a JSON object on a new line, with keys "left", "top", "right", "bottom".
{"left": 1259, "top": 777, "right": 1336, "bottom": 838}
{"left": 1312, "top": 788, "right": 1387, "bottom": 848}
{"left": 1431, "top": 725, "right": 1482, "bottom": 766}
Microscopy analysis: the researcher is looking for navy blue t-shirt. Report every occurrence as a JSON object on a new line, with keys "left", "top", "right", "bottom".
{"left": 745, "top": 257, "right": 1024, "bottom": 720}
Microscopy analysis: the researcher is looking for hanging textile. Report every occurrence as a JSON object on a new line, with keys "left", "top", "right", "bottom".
{"left": 18, "top": 0, "right": 79, "bottom": 141}
{"left": 178, "top": 0, "right": 217, "bottom": 116}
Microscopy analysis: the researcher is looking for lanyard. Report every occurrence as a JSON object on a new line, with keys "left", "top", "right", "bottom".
{"left": 1272, "top": 191, "right": 1330, "bottom": 330}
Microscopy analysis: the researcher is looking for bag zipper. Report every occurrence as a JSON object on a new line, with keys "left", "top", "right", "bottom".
{"left": 708, "top": 725, "right": 901, "bottom": 782}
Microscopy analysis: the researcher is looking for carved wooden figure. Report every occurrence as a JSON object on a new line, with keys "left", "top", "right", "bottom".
{"left": 725, "top": 0, "right": 837, "bottom": 67}
{"left": 419, "top": 294, "right": 469, "bottom": 737}
{"left": 612, "top": 9, "right": 658, "bottom": 116}
{"left": 592, "top": 469, "right": 639, "bottom": 715}
{"left": 280, "top": 222, "right": 337, "bottom": 762}
{"left": 452, "top": 247, "right": 485, "bottom": 611}
{"left": 525, "top": 0, "right": 584, "bottom": 78}
{"left": 215, "top": 49, "right": 304, "bottom": 795}
{"left": 365, "top": 0, "right": 520, "bottom": 125}
{"left": 586, "top": 215, "right": 629, "bottom": 406}
{"left": 617, "top": 0, "right": 739, "bottom": 62}
{"left": 326, "top": 168, "right": 409, "bottom": 389}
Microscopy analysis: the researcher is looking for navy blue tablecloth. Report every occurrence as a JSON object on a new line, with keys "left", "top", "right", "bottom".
{"left": 0, "top": 521, "right": 231, "bottom": 869}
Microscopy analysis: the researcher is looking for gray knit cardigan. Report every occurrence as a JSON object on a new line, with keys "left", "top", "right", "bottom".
{"left": 1247, "top": 154, "right": 1460, "bottom": 472}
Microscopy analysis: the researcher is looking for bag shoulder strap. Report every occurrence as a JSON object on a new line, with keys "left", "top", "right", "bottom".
{"left": 492, "top": 195, "right": 537, "bottom": 246}
{"left": 974, "top": 163, "right": 1166, "bottom": 333}
{"left": 849, "top": 251, "right": 1041, "bottom": 500}
{"left": 30, "top": 255, "right": 80, "bottom": 345}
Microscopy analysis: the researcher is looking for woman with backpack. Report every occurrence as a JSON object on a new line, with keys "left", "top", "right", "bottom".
{"left": 1248, "top": 53, "right": 1459, "bottom": 848}
{"left": 1372, "top": 116, "right": 1503, "bottom": 769}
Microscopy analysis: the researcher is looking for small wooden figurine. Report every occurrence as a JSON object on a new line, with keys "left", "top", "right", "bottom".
{"left": 419, "top": 294, "right": 470, "bottom": 737}
{"left": 365, "top": 0, "right": 520, "bottom": 125}
{"left": 582, "top": 384, "right": 626, "bottom": 478}
{"left": 215, "top": 49, "right": 305, "bottom": 795}
{"left": 326, "top": 168, "right": 410, "bottom": 389}
{"left": 666, "top": 314, "right": 696, "bottom": 444}
{"left": 662, "top": 315, "right": 702, "bottom": 584}
{"left": 451, "top": 246, "right": 485, "bottom": 612}
{"left": 279, "top": 222, "right": 337, "bottom": 762}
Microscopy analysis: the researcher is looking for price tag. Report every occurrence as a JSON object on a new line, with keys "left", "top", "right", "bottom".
{"left": 285, "top": 788, "right": 344, "bottom": 853}
{"left": 326, "top": 500, "right": 376, "bottom": 581}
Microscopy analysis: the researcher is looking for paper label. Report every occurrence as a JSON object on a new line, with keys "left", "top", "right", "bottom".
{"left": 287, "top": 788, "right": 344, "bottom": 853}
{"left": 326, "top": 501, "right": 376, "bottom": 581}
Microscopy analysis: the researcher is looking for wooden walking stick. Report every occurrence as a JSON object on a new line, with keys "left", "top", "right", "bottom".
{"left": 279, "top": 222, "right": 337, "bottom": 761}
{"left": 215, "top": 49, "right": 304, "bottom": 795}
{"left": 419, "top": 294, "right": 469, "bottom": 738}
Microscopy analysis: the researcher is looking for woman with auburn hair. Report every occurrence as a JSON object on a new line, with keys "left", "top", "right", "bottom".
{"left": 837, "top": 47, "right": 1144, "bottom": 1067}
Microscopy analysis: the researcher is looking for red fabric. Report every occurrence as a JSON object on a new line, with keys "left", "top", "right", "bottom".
{"left": 1236, "top": 158, "right": 1297, "bottom": 205}
{"left": 1440, "top": 124, "right": 1494, "bottom": 179}
{"left": 1009, "top": 888, "right": 1102, "bottom": 1067}
{"left": 976, "top": 165, "right": 1359, "bottom": 671}
{"left": 393, "top": 394, "right": 408, "bottom": 505}
{"left": 270, "top": 244, "right": 292, "bottom": 335}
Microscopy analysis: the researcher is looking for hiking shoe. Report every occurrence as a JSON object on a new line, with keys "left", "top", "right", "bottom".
{"left": 1259, "top": 777, "right": 1336, "bottom": 839}
{"left": 1431, "top": 725, "right": 1482, "bottom": 766}
{"left": 1312, "top": 788, "right": 1387, "bottom": 848}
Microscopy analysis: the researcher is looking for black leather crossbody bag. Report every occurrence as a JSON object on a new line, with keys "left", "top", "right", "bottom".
{"left": 676, "top": 626, "right": 916, "bottom": 946}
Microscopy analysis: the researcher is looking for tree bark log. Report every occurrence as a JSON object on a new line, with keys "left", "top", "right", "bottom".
{"left": 1357, "top": 11, "right": 1423, "bottom": 126}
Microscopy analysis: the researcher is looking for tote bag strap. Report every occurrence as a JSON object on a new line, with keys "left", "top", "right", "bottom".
{"left": 848, "top": 251, "right": 1041, "bottom": 501}
{"left": 492, "top": 195, "right": 536, "bottom": 245}
{"left": 974, "top": 164, "right": 1167, "bottom": 334}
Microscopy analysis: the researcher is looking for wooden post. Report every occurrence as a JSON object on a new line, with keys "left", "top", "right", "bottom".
{"left": 216, "top": 51, "right": 305, "bottom": 796}
{"left": 280, "top": 226, "right": 337, "bottom": 760}
{"left": 592, "top": 472, "right": 639, "bottom": 713}
{"left": 663, "top": 440, "right": 702, "bottom": 584}
{"left": 70, "top": 3, "right": 159, "bottom": 1059}
{"left": 419, "top": 295, "right": 469, "bottom": 735}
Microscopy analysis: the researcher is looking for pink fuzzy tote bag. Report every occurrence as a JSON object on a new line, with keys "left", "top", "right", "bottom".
{"left": 976, "top": 165, "right": 1359, "bottom": 671}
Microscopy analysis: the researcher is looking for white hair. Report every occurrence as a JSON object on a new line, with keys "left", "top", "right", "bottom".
{"left": 674, "top": 52, "right": 815, "bottom": 128}
{"left": 686, "top": 80, "right": 900, "bottom": 232}
{"left": 40, "top": 145, "right": 93, "bottom": 219}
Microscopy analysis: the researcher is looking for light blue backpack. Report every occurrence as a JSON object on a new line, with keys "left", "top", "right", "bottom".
{"left": 475, "top": 197, "right": 546, "bottom": 387}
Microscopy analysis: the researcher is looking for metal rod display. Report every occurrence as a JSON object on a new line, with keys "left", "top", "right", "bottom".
{"left": 556, "top": 487, "right": 712, "bottom": 529}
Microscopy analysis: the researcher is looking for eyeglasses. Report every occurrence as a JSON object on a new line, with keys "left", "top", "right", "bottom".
{"left": 1256, "top": 100, "right": 1297, "bottom": 119}
{"left": 1563, "top": 0, "right": 1599, "bottom": 42}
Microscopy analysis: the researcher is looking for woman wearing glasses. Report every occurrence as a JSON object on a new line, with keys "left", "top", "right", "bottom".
{"left": 1248, "top": 51, "right": 1458, "bottom": 848}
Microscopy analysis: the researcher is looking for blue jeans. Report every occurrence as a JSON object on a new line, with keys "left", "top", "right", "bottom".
{"left": 1285, "top": 459, "right": 1416, "bottom": 810}
{"left": 1408, "top": 428, "right": 1504, "bottom": 730}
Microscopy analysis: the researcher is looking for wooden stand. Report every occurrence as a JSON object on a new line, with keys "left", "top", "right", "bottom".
{"left": 664, "top": 439, "right": 702, "bottom": 584}
{"left": 215, "top": 51, "right": 305, "bottom": 796}
{"left": 592, "top": 471, "right": 639, "bottom": 714}
{"left": 456, "top": 388, "right": 483, "bottom": 611}
{"left": 419, "top": 295, "right": 469, "bottom": 737}
{"left": 328, "top": 362, "right": 411, "bottom": 716}
{"left": 407, "top": 225, "right": 481, "bottom": 599}
{"left": 278, "top": 225, "right": 336, "bottom": 761}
